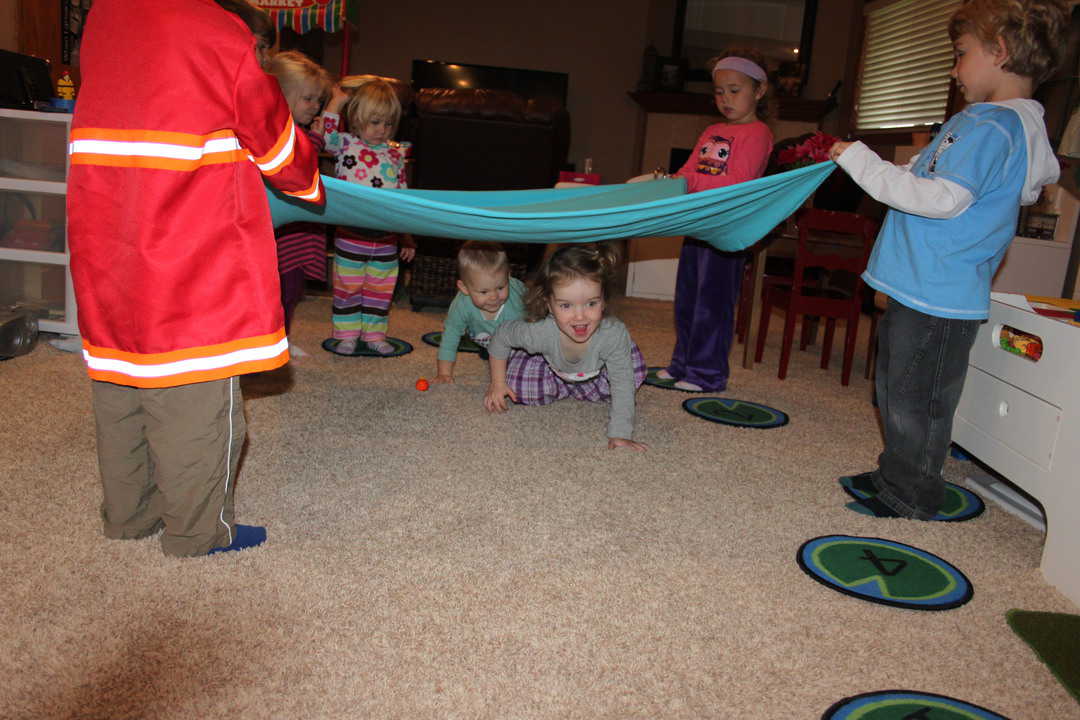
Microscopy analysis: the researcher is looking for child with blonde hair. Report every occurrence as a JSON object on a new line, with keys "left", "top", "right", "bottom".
{"left": 322, "top": 76, "right": 415, "bottom": 355}
{"left": 434, "top": 242, "right": 526, "bottom": 383}
{"left": 829, "top": 0, "right": 1068, "bottom": 518}
{"left": 267, "top": 50, "right": 330, "bottom": 131}
{"left": 266, "top": 50, "right": 332, "bottom": 355}
{"left": 485, "top": 244, "right": 648, "bottom": 451}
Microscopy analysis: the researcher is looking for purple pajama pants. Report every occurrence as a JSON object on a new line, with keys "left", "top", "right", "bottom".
{"left": 505, "top": 343, "right": 647, "bottom": 405}
{"left": 666, "top": 238, "right": 745, "bottom": 392}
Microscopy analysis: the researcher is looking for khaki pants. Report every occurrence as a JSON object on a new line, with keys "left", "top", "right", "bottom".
{"left": 91, "top": 377, "right": 246, "bottom": 557}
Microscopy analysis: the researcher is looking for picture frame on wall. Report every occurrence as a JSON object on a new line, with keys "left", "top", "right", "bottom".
{"left": 673, "top": 0, "right": 818, "bottom": 95}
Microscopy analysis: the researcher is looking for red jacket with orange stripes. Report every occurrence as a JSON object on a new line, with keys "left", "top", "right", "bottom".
{"left": 67, "top": 0, "right": 324, "bottom": 388}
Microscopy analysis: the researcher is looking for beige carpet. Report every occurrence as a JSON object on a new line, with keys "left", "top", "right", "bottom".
{"left": 2, "top": 294, "right": 1077, "bottom": 719}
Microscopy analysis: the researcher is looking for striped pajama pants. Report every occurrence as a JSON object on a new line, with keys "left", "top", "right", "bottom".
{"left": 332, "top": 230, "right": 401, "bottom": 343}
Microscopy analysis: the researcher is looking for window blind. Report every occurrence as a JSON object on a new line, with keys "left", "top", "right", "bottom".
{"left": 855, "top": 0, "right": 962, "bottom": 131}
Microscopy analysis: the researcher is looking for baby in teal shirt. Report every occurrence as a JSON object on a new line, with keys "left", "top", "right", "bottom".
{"left": 433, "top": 242, "right": 526, "bottom": 384}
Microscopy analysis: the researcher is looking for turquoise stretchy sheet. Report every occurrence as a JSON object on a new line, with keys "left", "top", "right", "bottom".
{"left": 267, "top": 161, "right": 837, "bottom": 253}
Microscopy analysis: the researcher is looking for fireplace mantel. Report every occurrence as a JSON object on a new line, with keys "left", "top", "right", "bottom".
{"left": 628, "top": 91, "right": 716, "bottom": 116}
{"left": 628, "top": 91, "right": 828, "bottom": 123}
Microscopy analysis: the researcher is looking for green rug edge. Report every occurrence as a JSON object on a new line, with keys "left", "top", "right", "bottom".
{"left": 421, "top": 331, "right": 483, "bottom": 354}
{"left": 1006, "top": 609, "right": 1080, "bottom": 705}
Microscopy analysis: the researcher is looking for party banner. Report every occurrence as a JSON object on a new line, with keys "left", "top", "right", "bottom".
{"left": 253, "top": 0, "right": 348, "bottom": 33}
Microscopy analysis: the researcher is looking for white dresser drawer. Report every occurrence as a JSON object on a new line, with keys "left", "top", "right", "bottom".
{"left": 951, "top": 298, "right": 1080, "bottom": 607}
{"left": 954, "top": 366, "right": 1062, "bottom": 471}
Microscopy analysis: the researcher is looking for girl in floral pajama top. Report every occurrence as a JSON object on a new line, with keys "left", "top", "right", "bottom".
{"left": 322, "top": 76, "right": 415, "bottom": 355}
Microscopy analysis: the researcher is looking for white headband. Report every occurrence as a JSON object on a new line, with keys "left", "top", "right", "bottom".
{"left": 713, "top": 57, "right": 767, "bottom": 84}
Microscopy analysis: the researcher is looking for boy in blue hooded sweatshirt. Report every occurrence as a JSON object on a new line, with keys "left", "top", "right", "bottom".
{"left": 828, "top": 0, "right": 1068, "bottom": 519}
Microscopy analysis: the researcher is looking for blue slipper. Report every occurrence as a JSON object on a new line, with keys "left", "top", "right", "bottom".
{"left": 208, "top": 524, "right": 267, "bottom": 555}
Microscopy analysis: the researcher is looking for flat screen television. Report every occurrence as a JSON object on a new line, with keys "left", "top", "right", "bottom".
{"left": 0, "top": 50, "right": 55, "bottom": 111}
{"left": 411, "top": 59, "right": 568, "bottom": 106}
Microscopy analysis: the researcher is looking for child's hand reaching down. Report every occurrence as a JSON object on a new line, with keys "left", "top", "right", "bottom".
{"left": 434, "top": 359, "right": 455, "bottom": 385}
{"left": 609, "top": 437, "right": 648, "bottom": 452}
{"left": 484, "top": 382, "right": 517, "bottom": 412}
{"left": 399, "top": 235, "right": 416, "bottom": 263}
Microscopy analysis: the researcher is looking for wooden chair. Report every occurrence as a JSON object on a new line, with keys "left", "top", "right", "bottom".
{"left": 753, "top": 208, "right": 878, "bottom": 386}
{"left": 734, "top": 227, "right": 796, "bottom": 345}
{"left": 734, "top": 256, "right": 756, "bottom": 344}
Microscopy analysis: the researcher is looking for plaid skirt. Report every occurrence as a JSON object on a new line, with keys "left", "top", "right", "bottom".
{"left": 505, "top": 343, "right": 647, "bottom": 405}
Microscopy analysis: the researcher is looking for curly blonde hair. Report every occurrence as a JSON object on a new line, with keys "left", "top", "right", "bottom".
{"left": 523, "top": 243, "right": 620, "bottom": 322}
{"left": 948, "top": 0, "right": 1069, "bottom": 86}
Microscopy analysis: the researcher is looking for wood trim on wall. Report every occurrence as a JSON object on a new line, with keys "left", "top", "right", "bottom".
{"left": 17, "top": 0, "right": 75, "bottom": 85}
{"left": 0, "top": 0, "right": 17, "bottom": 52}
{"left": 838, "top": 0, "right": 864, "bottom": 138}
{"left": 629, "top": 91, "right": 828, "bottom": 123}
{"left": 628, "top": 91, "right": 716, "bottom": 115}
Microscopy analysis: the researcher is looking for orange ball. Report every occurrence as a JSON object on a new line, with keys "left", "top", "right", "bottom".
{"left": 415, "top": 378, "right": 429, "bottom": 392}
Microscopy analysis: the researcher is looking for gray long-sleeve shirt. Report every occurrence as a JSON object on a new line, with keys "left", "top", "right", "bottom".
{"left": 489, "top": 316, "right": 638, "bottom": 439}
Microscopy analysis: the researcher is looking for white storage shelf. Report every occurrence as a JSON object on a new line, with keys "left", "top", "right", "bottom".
{"left": 952, "top": 299, "right": 1080, "bottom": 607}
{"left": 0, "top": 108, "right": 76, "bottom": 336}
{"left": 991, "top": 235, "right": 1072, "bottom": 298}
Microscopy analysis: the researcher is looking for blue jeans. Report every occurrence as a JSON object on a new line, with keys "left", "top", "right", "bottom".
{"left": 872, "top": 299, "right": 980, "bottom": 519}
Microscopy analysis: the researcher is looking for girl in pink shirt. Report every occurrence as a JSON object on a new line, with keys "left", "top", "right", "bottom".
{"left": 658, "top": 49, "right": 774, "bottom": 392}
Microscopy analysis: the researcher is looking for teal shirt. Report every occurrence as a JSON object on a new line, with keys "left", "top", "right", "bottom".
{"left": 438, "top": 276, "right": 526, "bottom": 362}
